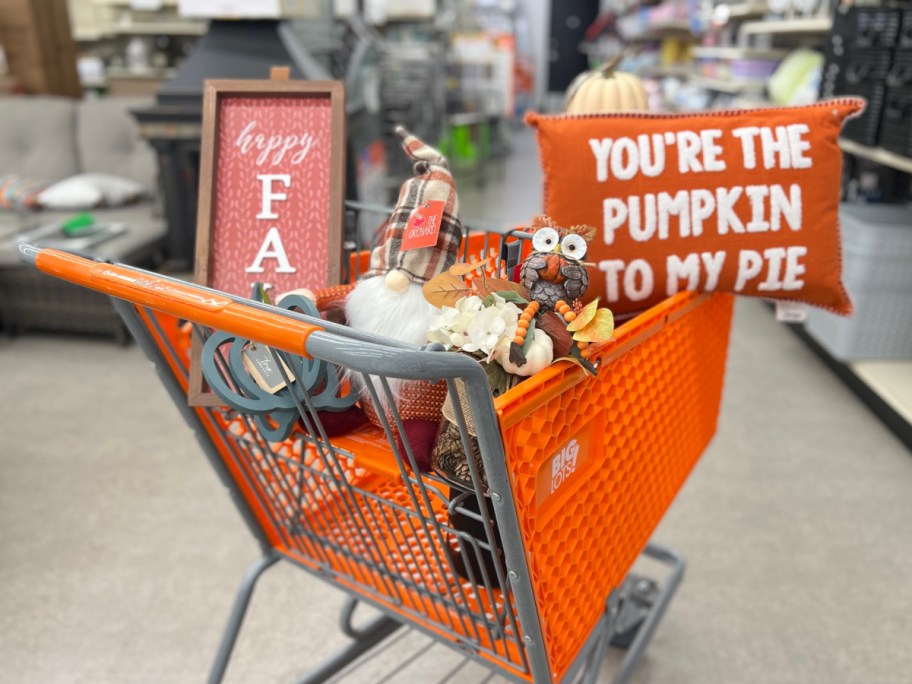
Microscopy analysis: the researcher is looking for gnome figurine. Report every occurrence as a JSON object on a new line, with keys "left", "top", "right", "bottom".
{"left": 344, "top": 126, "right": 463, "bottom": 472}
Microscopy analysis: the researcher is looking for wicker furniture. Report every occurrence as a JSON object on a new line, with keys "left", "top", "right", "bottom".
{"left": 0, "top": 96, "right": 166, "bottom": 340}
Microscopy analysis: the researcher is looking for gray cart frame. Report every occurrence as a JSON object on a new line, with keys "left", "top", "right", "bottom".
{"left": 20, "top": 230, "right": 699, "bottom": 684}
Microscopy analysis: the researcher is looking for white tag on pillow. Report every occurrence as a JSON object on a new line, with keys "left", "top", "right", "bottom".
{"left": 775, "top": 301, "right": 808, "bottom": 323}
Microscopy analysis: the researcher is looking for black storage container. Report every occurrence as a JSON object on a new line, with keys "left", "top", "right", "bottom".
{"left": 879, "top": 87, "right": 912, "bottom": 157}
{"left": 825, "top": 47, "right": 893, "bottom": 146}
{"left": 830, "top": 6, "right": 902, "bottom": 49}
{"left": 841, "top": 84, "right": 886, "bottom": 146}
{"left": 845, "top": 47, "right": 894, "bottom": 83}
{"left": 841, "top": 153, "right": 912, "bottom": 203}
{"left": 887, "top": 47, "right": 912, "bottom": 89}
{"left": 820, "top": 39, "right": 844, "bottom": 100}
{"left": 899, "top": 10, "right": 912, "bottom": 49}
{"left": 820, "top": 45, "right": 893, "bottom": 99}
{"left": 856, "top": 7, "right": 901, "bottom": 48}
{"left": 879, "top": 48, "right": 912, "bottom": 157}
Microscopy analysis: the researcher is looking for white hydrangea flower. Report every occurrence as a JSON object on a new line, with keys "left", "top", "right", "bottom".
{"left": 426, "top": 294, "right": 523, "bottom": 359}
{"left": 458, "top": 295, "right": 485, "bottom": 314}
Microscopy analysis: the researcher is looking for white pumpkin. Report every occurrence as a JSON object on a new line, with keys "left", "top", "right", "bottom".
{"left": 495, "top": 326, "right": 554, "bottom": 377}
{"left": 564, "top": 57, "right": 649, "bottom": 114}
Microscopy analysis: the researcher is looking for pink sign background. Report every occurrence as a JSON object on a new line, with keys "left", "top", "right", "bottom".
{"left": 210, "top": 95, "right": 333, "bottom": 297}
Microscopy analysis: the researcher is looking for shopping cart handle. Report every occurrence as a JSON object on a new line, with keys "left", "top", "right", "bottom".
{"left": 19, "top": 244, "right": 323, "bottom": 358}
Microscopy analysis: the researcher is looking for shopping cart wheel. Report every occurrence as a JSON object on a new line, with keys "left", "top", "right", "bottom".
{"left": 609, "top": 575, "right": 660, "bottom": 649}
{"left": 609, "top": 543, "right": 686, "bottom": 684}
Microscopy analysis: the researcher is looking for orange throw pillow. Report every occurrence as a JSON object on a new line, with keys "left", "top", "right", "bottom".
{"left": 526, "top": 99, "right": 864, "bottom": 317}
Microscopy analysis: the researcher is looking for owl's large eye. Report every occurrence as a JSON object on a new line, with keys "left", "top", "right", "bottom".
{"left": 532, "top": 227, "right": 559, "bottom": 253}
{"left": 560, "top": 234, "right": 588, "bottom": 260}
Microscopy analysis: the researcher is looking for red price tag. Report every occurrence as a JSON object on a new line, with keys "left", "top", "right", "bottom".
{"left": 401, "top": 200, "right": 445, "bottom": 251}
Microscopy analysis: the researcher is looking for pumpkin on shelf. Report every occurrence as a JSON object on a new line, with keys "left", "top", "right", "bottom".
{"left": 564, "top": 55, "right": 649, "bottom": 114}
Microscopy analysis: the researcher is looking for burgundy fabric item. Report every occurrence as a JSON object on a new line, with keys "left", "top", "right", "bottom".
{"left": 301, "top": 406, "right": 368, "bottom": 437}
{"left": 398, "top": 418, "right": 442, "bottom": 473}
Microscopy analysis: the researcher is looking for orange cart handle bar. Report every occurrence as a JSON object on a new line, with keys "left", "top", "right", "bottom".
{"left": 18, "top": 244, "right": 488, "bottom": 382}
{"left": 19, "top": 244, "right": 412, "bottom": 351}
{"left": 23, "top": 245, "right": 324, "bottom": 358}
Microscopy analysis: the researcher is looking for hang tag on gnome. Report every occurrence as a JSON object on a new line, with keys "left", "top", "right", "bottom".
{"left": 401, "top": 200, "right": 445, "bottom": 251}
{"left": 242, "top": 344, "right": 295, "bottom": 394}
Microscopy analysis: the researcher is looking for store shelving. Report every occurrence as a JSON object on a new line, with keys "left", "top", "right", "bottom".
{"left": 691, "top": 46, "right": 788, "bottom": 60}
{"left": 786, "top": 323, "right": 912, "bottom": 450}
{"left": 638, "top": 64, "right": 694, "bottom": 78}
{"left": 74, "top": 28, "right": 109, "bottom": 41}
{"left": 106, "top": 20, "right": 205, "bottom": 35}
{"left": 623, "top": 3, "right": 910, "bottom": 445}
{"left": 91, "top": 0, "right": 179, "bottom": 5}
{"left": 70, "top": 0, "right": 207, "bottom": 41}
{"left": 740, "top": 16, "right": 833, "bottom": 36}
{"left": 117, "top": 22, "right": 204, "bottom": 35}
{"left": 851, "top": 361, "right": 912, "bottom": 427}
{"left": 838, "top": 138, "right": 912, "bottom": 175}
{"left": 627, "top": 20, "right": 699, "bottom": 41}
{"left": 74, "top": 22, "right": 205, "bottom": 39}
{"left": 647, "top": 5, "right": 834, "bottom": 109}
{"left": 688, "top": 75, "right": 766, "bottom": 93}
{"left": 646, "top": 19, "right": 695, "bottom": 33}
{"left": 724, "top": 2, "right": 769, "bottom": 19}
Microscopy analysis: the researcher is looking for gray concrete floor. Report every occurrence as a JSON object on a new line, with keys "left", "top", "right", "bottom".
{"left": 2, "top": 128, "right": 911, "bottom": 683}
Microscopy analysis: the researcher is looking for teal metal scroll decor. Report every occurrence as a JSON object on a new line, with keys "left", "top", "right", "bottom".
{"left": 201, "top": 291, "right": 357, "bottom": 442}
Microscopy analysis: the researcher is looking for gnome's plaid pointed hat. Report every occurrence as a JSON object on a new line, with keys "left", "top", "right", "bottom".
{"left": 365, "top": 126, "right": 463, "bottom": 284}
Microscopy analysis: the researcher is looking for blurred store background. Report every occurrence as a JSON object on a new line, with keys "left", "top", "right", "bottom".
{"left": 0, "top": 0, "right": 909, "bottom": 479}
{"left": 1, "top": 3, "right": 911, "bottom": 683}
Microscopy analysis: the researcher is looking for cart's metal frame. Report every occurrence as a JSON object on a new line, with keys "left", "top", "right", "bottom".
{"left": 20, "top": 234, "right": 688, "bottom": 684}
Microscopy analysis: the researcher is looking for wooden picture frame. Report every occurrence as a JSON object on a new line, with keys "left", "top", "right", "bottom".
{"left": 189, "top": 77, "right": 346, "bottom": 406}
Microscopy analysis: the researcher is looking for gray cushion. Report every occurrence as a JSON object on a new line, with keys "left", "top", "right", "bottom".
{"left": 0, "top": 201, "right": 166, "bottom": 266}
{"left": 38, "top": 203, "right": 166, "bottom": 258}
{"left": 0, "top": 211, "right": 25, "bottom": 239}
{"left": 0, "top": 97, "right": 80, "bottom": 181}
{"left": 76, "top": 97, "right": 158, "bottom": 194}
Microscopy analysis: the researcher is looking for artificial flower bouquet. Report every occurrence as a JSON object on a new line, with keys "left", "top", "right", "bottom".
{"left": 419, "top": 221, "right": 617, "bottom": 492}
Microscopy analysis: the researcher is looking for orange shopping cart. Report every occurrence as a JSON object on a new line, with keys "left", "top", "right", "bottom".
{"left": 19, "top": 217, "right": 733, "bottom": 683}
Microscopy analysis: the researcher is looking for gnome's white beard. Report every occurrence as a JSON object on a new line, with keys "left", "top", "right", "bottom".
{"left": 344, "top": 276, "right": 439, "bottom": 406}
{"left": 345, "top": 276, "right": 437, "bottom": 344}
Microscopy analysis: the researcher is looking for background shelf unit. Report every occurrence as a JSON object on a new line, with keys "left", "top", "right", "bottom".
{"left": 838, "top": 138, "right": 912, "bottom": 175}
{"left": 739, "top": 16, "right": 833, "bottom": 36}
{"left": 688, "top": 75, "right": 766, "bottom": 93}
{"left": 615, "top": 2, "right": 911, "bottom": 444}
{"left": 691, "top": 46, "right": 789, "bottom": 60}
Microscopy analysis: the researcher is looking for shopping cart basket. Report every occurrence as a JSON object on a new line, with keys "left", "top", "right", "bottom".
{"left": 19, "top": 223, "right": 733, "bottom": 684}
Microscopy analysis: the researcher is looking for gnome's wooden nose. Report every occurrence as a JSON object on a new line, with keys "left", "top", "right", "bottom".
{"left": 385, "top": 269, "right": 411, "bottom": 293}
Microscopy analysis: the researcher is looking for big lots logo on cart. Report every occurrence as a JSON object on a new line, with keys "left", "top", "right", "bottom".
{"left": 550, "top": 438, "right": 581, "bottom": 494}
{"left": 536, "top": 431, "right": 591, "bottom": 511}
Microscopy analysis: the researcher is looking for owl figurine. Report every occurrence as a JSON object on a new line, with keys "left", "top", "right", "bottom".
{"left": 519, "top": 216, "right": 596, "bottom": 311}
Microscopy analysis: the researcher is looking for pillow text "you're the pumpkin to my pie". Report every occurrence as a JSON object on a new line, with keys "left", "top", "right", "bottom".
{"left": 590, "top": 125, "right": 812, "bottom": 300}
{"left": 528, "top": 102, "right": 863, "bottom": 315}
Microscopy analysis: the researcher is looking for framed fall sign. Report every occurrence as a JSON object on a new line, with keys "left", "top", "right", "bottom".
{"left": 190, "top": 77, "right": 346, "bottom": 405}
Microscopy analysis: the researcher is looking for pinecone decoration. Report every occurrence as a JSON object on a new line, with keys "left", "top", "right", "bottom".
{"left": 519, "top": 216, "right": 596, "bottom": 311}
